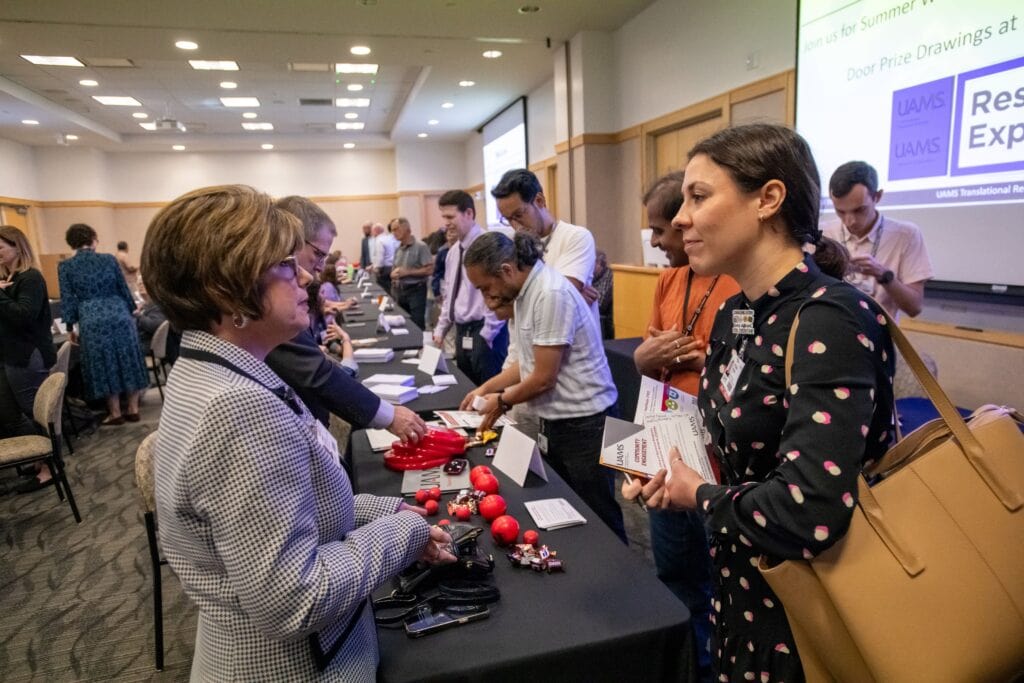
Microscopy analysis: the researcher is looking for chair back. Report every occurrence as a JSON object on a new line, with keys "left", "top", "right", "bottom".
{"left": 151, "top": 321, "right": 170, "bottom": 361}
{"left": 328, "top": 413, "right": 353, "bottom": 454}
{"left": 51, "top": 340, "right": 72, "bottom": 375}
{"left": 134, "top": 432, "right": 159, "bottom": 513}
{"left": 34, "top": 371, "right": 67, "bottom": 437}
{"left": 893, "top": 351, "right": 939, "bottom": 400}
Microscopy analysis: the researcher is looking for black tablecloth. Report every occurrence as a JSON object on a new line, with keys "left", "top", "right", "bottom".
{"left": 604, "top": 337, "right": 643, "bottom": 421}
{"left": 357, "top": 354, "right": 475, "bottom": 416}
{"left": 351, "top": 432, "right": 692, "bottom": 683}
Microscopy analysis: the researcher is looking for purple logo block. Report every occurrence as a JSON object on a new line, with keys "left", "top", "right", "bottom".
{"left": 888, "top": 76, "right": 954, "bottom": 181}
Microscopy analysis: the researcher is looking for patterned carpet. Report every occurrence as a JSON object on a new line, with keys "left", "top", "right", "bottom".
{"left": 0, "top": 393, "right": 654, "bottom": 682}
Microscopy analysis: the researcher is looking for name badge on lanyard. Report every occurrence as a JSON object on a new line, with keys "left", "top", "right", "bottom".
{"left": 732, "top": 308, "right": 755, "bottom": 336}
{"left": 719, "top": 339, "right": 748, "bottom": 403}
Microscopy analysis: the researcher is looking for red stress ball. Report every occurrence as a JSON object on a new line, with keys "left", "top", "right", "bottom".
{"left": 437, "top": 519, "right": 451, "bottom": 527}
{"left": 523, "top": 529, "right": 540, "bottom": 546}
{"left": 474, "top": 473, "right": 500, "bottom": 496}
{"left": 424, "top": 499, "right": 439, "bottom": 516}
{"left": 428, "top": 487, "right": 442, "bottom": 501}
{"left": 414, "top": 489, "right": 430, "bottom": 505}
{"left": 490, "top": 515, "right": 520, "bottom": 546}
{"left": 454, "top": 505, "right": 472, "bottom": 522}
{"left": 478, "top": 494, "right": 507, "bottom": 522}
{"left": 469, "top": 465, "right": 493, "bottom": 487}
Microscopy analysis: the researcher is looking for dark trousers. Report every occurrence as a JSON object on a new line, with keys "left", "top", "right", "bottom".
{"left": 454, "top": 320, "right": 509, "bottom": 386}
{"left": 539, "top": 407, "right": 626, "bottom": 543}
{"left": 0, "top": 349, "right": 48, "bottom": 438}
{"left": 649, "top": 508, "right": 714, "bottom": 674}
{"left": 375, "top": 267, "right": 392, "bottom": 293}
{"left": 394, "top": 281, "right": 428, "bottom": 330}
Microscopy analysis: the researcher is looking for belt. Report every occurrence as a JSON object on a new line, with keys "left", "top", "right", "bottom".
{"left": 373, "top": 580, "right": 501, "bottom": 627}
{"left": 539, "top": 407, "right": 613, "bottom": 430}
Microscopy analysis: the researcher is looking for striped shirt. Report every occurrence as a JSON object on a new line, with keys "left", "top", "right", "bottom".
{"left": 512, "top": 262, "right": 617, "bottom": 420}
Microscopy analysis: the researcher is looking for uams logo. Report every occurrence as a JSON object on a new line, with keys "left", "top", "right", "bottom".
{"left": 952, "top": 56, "right": 1024, "bottom": 176}
{"left": 896, "top": 91, "right": 947, "bottom": 116}
{"left": 893, "top": 138, "right": 944, "bottom": 158}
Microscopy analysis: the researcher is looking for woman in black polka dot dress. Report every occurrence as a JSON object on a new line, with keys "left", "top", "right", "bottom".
{"left": 627, "top": 124, "right": 895, "bottom": 682}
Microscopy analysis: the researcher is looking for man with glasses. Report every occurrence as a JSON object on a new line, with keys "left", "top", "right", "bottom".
{"left": 265, "top": 196, "right": 427, "bottom": 447}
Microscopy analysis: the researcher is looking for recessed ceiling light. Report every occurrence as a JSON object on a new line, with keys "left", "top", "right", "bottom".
{"left": 335, "top": 98, "right": 370, "bottom": 107}
{"left": 133, "top": 112, "right": 149, "bottom": 119}
{"left": 441, "top": 102, "right": 454, "bottom": 109}
{"left": 482, "top": 50, "right": 503, "bottom": 59}
{"left": 346, "top": 83, "right": 364, "bottom": 92}
{"left": 21, "top": 55, "right": 84, "bottom": 67}
{"left": 261, "top": 143, "right": 274, "bottom": 150}
{"left": 221, "top": 97, "right": 260, "bottom": 107}
{"left": 344, "top": 112, "right": 359, "bottom": 120}
{"left": 22, "top": 119, "right": 39, "bottom": 125}
{"left": 242, "top": 112, "right": 258, "bottom": 119}
{"left": 350, "top": 46, "right": 371, "bottom": 56}
{"left": 190, "top": 60, "right": 239, "bottom": 71}
{"left": 242, "top": 122, "right": 274, "bottom": 130}
{"left": 79, "top": 79, "right": 99, "bottom": 87}
{"left": 459, "top": 80, "right": 475, "bottom": 87}
{"left": 518, "top": 5, "right": 540, "bottom": 13}
{"left": 336, "top": 63, "right": 378, "bottom": 74}
{"left": 336, "top": 122, "right": 365, "bottom": 130}
{"left": 65, "top": 134, "right": 79, "bottom": 141}
{"left": 220, "top": 81, "right": 238, "bottom": 89}
{"left": 93, "top": 95, "right": 142, "bottom": 106}
{"left": 418, "top": 133, "right": 428, "bottom": 138}
{"left": 172, "top": 144, "right": 186, "bottom": 151}
{"left": 139, "top": 122, "right": 157, "bottom": 130}
{"left": 343, "top": 142, "right": 356, "bottom": 149}
{"left": 175, "top": 40, "right": 199, "bottom": 50}
{"left": 428, "top": 119, "right": 439, "bottom": 126}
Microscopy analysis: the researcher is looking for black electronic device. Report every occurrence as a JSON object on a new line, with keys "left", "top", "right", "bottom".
{"left": 404, "top": 605, "right": 490, "bottom": 638}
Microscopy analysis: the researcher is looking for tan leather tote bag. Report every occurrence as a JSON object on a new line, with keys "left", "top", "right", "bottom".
{"left": 759, "top": 306, "right": 1024, "bottom": 682}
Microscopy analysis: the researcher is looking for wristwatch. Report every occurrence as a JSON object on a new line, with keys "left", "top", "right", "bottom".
{"left": 878, "top": 270, "right": 895, "bottom": 285}
{"left": 497, "top": 390, "right": 513, "bottom": 414}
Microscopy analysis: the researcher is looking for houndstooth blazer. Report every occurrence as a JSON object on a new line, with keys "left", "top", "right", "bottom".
{"left": 155, "top": 331, "right": 430, "bottom": 681}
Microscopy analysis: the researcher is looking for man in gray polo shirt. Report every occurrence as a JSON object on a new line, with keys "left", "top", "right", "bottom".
{"left": 460, "top": 231, "right": 625, "bottom": 543}
{"left": 389, "top": 217, "right": 433, "bottom": 329}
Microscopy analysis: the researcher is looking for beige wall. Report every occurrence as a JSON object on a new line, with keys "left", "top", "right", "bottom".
{"left": 904, "top": 331, "right": 1024, "bottom": 410}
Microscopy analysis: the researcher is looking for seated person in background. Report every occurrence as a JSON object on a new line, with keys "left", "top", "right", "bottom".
{"left": 141, "top": 183, "right": 454, "bottom": 680}
{"left": 134, "top": 278, "right": 181, "bottom": 364}
{"left": 629, "top": 171, "right": 741, "bottom": 678}
{"left": 592, "top": 249, "right": 614, "bottom": 339}
{"left": 322, "top": 320, "right": 358, "bottom": 378}
{"left": 319, "top": 253, "right": 342, "bottom": 302}
{"left": 460, "top": 231, "right": 626, "bottom": 543}
{"left": 265, "top": 196, "right": 428, "bottom": 443}
{"left": 824, "top": 160, "right": 933, "bottom": 319}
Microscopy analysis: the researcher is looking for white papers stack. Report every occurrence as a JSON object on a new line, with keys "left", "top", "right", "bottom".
{"left": 365, "top": 428, "right": 397, "bottom": 452}
{"left": 363, "top": 374, "right": 415, "bottom": 388}
{"left": 383, "top": 314, "right": 406, "bottom": 328}
{"left": 524, "top": 498, "right": 587, "bottom": 530}
{"left": 353, "top": 348, "right": 394, "bottom": 363}
{"left": 434, "top": 410, "right": 516, "bottom": 429}
{"left": 432, "top": 374, "right": 458, "bottom": 386}
{"left": 369, "top": 384, "right": 418, "bottom": 405}
{"left": 416, "top": 385, "right": 447, "bottom": 395}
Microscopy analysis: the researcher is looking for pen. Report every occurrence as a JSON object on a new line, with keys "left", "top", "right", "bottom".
{"left": 623, "top": 473, "right": 648, "bottom": 512}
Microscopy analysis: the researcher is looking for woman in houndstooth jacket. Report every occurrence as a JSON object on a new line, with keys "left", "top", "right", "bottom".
{"left": 142, "top": 185, "right": 455, "bottom": 681}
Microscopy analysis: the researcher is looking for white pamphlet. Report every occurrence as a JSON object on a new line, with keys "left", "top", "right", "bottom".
{"left": 418, "top": 344, "right": 448, "bottom": 375}
{"left": 634, "top": 375, "right": 698, "bottom": 422}
{"left": 416, "top": 385, "right": 447, "bottom": 395}
{"left": 363, "top": 374, "right": 415, "bottom": 388}
{"left": 434, "top": 410, "right": 516, "bottom": 430}
{"left": 600, "top": 411, "right": 716, "bottom": 484}
{"left": 391, "top": 328, "right": 409, "bottom": 335}
{"left": 492, "top": 425, "right": 547, "bottom": 486}
{"left": 377, "top": 312, "right": 391, "bottom": 333}
{"left": 432, "top": 374, "right": 458, "bottom": 386}
{"left": 365, "top": 428, "right": 397, "bottom": 452}
{"left": 523, "top": 498, "right": 587, "bottom": 530}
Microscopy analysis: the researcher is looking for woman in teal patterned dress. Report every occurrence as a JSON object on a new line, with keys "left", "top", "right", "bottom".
{"left": 58, "top": 223, "right": 149, "bottom": 425}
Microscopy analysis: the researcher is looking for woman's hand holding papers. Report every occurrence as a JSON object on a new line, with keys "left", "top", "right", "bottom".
{"left": 628, "top": 446, "right": 708, "bottom": 510}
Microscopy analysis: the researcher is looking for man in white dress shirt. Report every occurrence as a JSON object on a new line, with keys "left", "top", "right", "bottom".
{"left": 432, "top": 190, "right": 508, "bottom": 384}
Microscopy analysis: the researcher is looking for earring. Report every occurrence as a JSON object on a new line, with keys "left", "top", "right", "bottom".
{"left": 232, "top": 313, "right": 249, "bottom": 329}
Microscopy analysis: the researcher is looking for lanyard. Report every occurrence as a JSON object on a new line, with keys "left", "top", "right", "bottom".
{"left": 844, "top": 215, "right": 884, "bottom": 259}
{"left": 178, "top": 347, "right": 302, "bottom": 416}
{"left": 540, "top": 223, "right": 556, "bottom": 255}
{"left": 681, "top": 271, "right": 721, "bottom": 337}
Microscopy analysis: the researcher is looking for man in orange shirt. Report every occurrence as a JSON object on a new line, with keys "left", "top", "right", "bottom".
{"left": 632, "top": 172, "right": 740, "bottom": 680}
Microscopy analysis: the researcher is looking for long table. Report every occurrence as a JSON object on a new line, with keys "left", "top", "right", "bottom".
{"left": 351, "top": 432, "right": 693, "bottom": 683}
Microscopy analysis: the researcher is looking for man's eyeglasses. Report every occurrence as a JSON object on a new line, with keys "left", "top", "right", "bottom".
{"left": 498, "top": 205, "right": 532, "bottom": 227}
{"left": 305, "top": 240, "right": 329, "bottom": 265}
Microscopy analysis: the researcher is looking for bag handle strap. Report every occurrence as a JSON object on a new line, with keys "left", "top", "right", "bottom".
{"left": 786, "top": 299, "right": 1022, "bottom": 512}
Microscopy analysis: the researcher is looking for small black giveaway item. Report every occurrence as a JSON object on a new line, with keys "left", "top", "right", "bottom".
{"left": 443, "top": 458, "right": 468, "bottom": 475}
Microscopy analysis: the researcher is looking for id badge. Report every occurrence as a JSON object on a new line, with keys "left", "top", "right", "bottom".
{"left": 461, "top": 335, "right": 474, "bottom": 351}
{"left": 537, "top": 432, "right": 549, "bottom": 455}
{"left": 719, "top": 350, "right": 744, "bottom": 403}
{"left": 312, "top": 420, "right": 342, "bottom": 466}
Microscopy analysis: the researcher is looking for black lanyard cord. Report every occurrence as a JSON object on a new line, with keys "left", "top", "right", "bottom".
{"left": 178, "top": 346, "right": 302, "bottom": 416}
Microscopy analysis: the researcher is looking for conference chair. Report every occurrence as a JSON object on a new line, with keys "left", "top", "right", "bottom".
{"left": 146, "top": 321, "right": 171, "bottom": 402}
{"left": 0, "top": 372, "right": 81, "bottom": 523}
{"left": 134, "top": 432, "right": 167, "bottom": 670}
{"left": 50, "top": 340, "right": 77, "bottom": 454}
